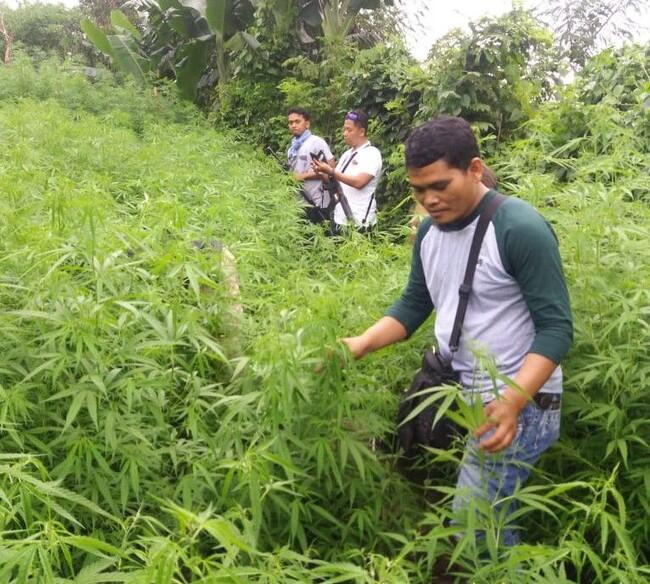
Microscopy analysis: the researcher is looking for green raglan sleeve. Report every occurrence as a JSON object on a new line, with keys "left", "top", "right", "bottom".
{"left": 385, "top": 218, "right": 434, "bottom": 336}
{"left": 495, "top": 198, "right": 573, "bottom": 363}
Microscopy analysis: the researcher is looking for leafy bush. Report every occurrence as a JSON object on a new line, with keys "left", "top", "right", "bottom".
{"left": 417, "top": 8, "right": 561, "bottom": 147}
{"left": 0, "top": 57, "right": 197, "bottom": 131}
{"left": 0, "top": 2, "right": 90, "bottom": 63}
{"left": 496, "top": 44, "right": 650, "bottom": 188}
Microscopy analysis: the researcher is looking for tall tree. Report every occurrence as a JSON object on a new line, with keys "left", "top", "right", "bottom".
{"left": 420, "top": 8, "right": 560, "bottom": 145}
{"left": 0, "top": 2, "right": 87, "bottom": 64}
{"left": 538, "top": 0, "right": 648, "bottom": 67}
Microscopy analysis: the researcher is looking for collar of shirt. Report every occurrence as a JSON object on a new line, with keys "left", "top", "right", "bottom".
{"left": 352, "top": 141, "right": 371, "bottom": 153}
{"left": 340, "top": 141, "right": 371, "bottom": 168}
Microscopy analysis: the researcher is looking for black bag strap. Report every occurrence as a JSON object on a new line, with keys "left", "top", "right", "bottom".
{"left": 334, "top": 143, "right": 373, "bottom": 223}
{"left": 361, "top": 191, "right": 375, "bottom": 225}
{"left": 339, "top": 150, "right": 358, "bottom": 173}
{"left": 448, "top": 193, "right": 506, "bottom": 353}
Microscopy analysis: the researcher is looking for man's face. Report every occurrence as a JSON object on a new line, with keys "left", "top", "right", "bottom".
{"left": 408, "top": 158, "right": 485, "bottom": 225}
{"left": 288, "top": 113, "right": 310, "bottom": 137}
{"left": 342, "top": 119, "right": 365, "bottom": 147}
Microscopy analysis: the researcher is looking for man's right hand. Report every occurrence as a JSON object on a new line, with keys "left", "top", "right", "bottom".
{"left": 339, "top": 317, "right": 408, "bottom": 361}
{"left": 340, "top": 336, "right": 368, "bottom": 360}
{"left": 311, "top": 159, "right": 332, "bottom": 176}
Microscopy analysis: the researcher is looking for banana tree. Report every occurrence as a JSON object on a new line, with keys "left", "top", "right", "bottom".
{"left": 299, "top": 0, "right": 393, "bottom": 46}
{"left": 82, "top": 0, "right": 393, "bottom": 100}
{"left": 170, "top": 0, "right": 260, "bottom": 96}
{"left": 258, "top": 0, "right": 394, "bottom": 46}
{"left": 83, "top": 0, "right": 259, "bottom": 100}
{"left": 81, "top": 10, "right": 149, "bottom": 84}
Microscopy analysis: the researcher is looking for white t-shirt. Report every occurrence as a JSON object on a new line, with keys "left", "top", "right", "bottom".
{"left": 333, "top": 142, "right": 382, "bottom": 227}
{"left": 288, "top": 134, "right": 333, "bottom": 209}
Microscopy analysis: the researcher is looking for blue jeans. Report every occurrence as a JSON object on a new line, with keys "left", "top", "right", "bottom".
{"left": 452, "top": 398, "right": 561, "bottom": 546}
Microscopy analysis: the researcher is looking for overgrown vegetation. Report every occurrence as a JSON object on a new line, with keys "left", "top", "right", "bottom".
{"left": 0, "top": 1, "right": 89, "bottom": 64}
{"left": 0, "top": 35, "right": 649, "bottom": 580}
{"left": 2, "top": 1, "right": 646, "bottom": 219}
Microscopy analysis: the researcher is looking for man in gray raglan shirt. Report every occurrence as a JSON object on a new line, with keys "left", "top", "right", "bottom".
{"left": 342, "top": 116, "right": 572, "bottom": 546}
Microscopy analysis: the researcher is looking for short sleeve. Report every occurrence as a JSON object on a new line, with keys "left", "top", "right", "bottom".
{"left": 321, "top": 139, "right": 333, "bottom": 161}
{"left": 310, "top": 137, "right": 333, "bottom": 162}
{"left": 355, "top": 147, "right": 382, "bottom": 178}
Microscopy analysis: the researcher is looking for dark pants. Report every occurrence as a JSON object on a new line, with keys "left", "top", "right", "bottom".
{"left": 329, "top": 221, "right": 374, "bottom": 236}
{"left": 305, "top": 206, "right": 330, "bottom": 225}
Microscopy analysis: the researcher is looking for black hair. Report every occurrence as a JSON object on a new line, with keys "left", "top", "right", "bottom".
{"left": 346, "top": 108, "right": 369, "bottom": 133}
{"left": 481, "top": 165, "right": 498, "bottom": 189}
{"left": 287, "top": 106, "right": 311, "bottom": 121}
{"left": 405, "top": 116, "right": 480, "bottom": 170}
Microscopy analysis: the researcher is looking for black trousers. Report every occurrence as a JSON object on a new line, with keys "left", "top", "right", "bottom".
{"left": 329, "top": 221, "right": 374, "bottom": 236}
{"left": 305, "top": 206, "right": 330, "bottom": 225}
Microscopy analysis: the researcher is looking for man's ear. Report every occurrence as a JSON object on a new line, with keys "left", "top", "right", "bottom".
{"left": 468, "top": 157, "right": 484, "bottom": 181}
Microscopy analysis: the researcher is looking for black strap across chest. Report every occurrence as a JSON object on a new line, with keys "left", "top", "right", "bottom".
{"left": 448, "top": 193, "right": 507, "bottom": 353}
{"left": 339, "top": 151, "right": 358, "bottom": 173}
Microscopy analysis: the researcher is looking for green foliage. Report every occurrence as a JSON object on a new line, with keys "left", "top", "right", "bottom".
{"left": 254, "top": 0, "right": 399, "bottom": 48}
{"left": 0, "top": 59, "right": 424, "bottom": 581}
{"left": 495, "top": 44, "right": 650, "bottom": 187}
{"left": 418, "top": 8, "right": 561, "bottom": 146}
{"left": 0, "top": 2, "right": 89, "bottom": 64}
{"left": 213, "top": 76, "right": 287, "bottom": 149}
{"left": 218, "top": 39, "right": 423, "bottom": 221}
{"left": 1, "top": 40, "right": 650, "bottom": 582}
{"left": 81, "top": 12, "right": 149, "bottom": 85}
{"left": 576, "top": 43, "right": 650, "bottom": 109}
{"left": 215, "top": 6, "right": 571, "bottom": 225}
{"left": 86, "top": 0, "right": 401, "bottom": 104}
{"left": 0, "top": 57, "right": 196, "bottom": 128}
{"left": 79, "top": 0, "right": 136, "bottom": 29}
{"left": 490, "top": 42, "right": 650, "bottom": 577}
{"left": 77, "top": 1, "right": 648, "bottom": 228}
{"left": 82, "top": 0, "right": 260, "bottom": 100}
{"left": 540, "top": 0, "right": 648, "bottom": 68}
{"left": 90, "top": 2, "right": 577, "bottom": 227}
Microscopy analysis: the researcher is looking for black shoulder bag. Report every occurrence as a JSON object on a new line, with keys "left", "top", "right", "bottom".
{"left": 395, "top": 194, "right": 506, "bottom": 456}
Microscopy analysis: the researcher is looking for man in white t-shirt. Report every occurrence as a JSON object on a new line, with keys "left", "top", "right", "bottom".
{"left": 312, "top": 109, "right": 383, "bottom": 233}
{"left": 286, "top": 107, "right": 335, "bottom": 224}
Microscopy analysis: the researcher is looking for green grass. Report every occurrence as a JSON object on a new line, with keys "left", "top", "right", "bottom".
{"left": 0, "top": 58, "right": 648, "bottom": 582}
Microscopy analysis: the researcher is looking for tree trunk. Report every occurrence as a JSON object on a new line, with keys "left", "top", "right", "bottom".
{"left": 0, "top": 13, "right": 13, "bottom": 65}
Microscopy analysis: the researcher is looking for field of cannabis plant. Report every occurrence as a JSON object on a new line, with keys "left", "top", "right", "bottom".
{"left": 0, "top": 58, "right": 649, "bottom": 583}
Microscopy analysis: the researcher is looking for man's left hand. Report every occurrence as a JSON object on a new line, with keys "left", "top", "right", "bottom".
{"left": 474, "top": 398, "right": 522, "bottom": 453}
{"left": 474, "top": 354, "right": 558, "bottom": 453}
